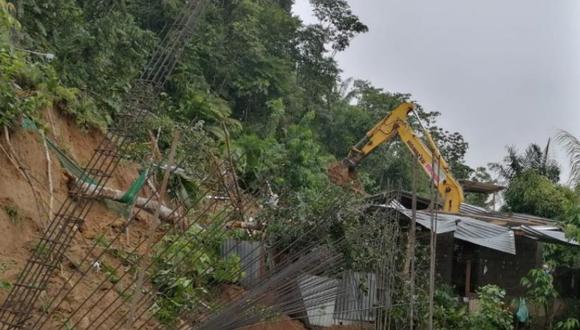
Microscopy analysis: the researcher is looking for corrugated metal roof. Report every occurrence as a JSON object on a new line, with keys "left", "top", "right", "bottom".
{"left": 396, "top": 208, "right": 516, "bottom": 254}
{"left": 382, "top": 202, "right": 515, "bottom": 254}
{"left": 459, "top": 203, "right": 488, "bottom": 215}
{"left": 459, "top": 203, "right": 555, "bottom": 226}
{"left": 371, "top": 195, "right": 573, "bottom": 254}
{"left": 396, "top": 208, "right": 457, "bottom": 234}
{"left": 521, "top": 225, "right": 580, "bottom": 246}
{"left": 298, "top": 275, "right": 339, "bottom": 327}
{"left": 455, "top": 218, "right": 516, "bottom": 254}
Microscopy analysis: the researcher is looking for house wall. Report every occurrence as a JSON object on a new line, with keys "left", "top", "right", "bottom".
{"left": 447, "top": 236, "right": 544, "bottom": 297}
{"left": 554, "top": 266, "right": 580, "bottom": 298}
{"left": 472, "top": 236, "right": 542, "bottom": 296}
{"left": 435, "top": 232, "right": 455, "bottom": 284}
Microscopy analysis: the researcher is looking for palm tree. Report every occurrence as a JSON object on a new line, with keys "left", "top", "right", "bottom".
{"left": 556, "top": 130, "right": 580, "bottom": 185}
{"left": 490, "top": 140, "right": 560, "bottom": 183}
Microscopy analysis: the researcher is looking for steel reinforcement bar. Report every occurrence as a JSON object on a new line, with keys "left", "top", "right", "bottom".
{"left": 0, "top": 1, "right": 206, "bottom": 328}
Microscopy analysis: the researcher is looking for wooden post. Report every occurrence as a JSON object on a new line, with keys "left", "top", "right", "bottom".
{"left": 409, "top": 157, "right": 418, "bottom": 330}
{"left": 428, "top": 155, "right": 440, "bottom": 330}
{"left": 465, "top": 259, "right": 472, "bottom": 297}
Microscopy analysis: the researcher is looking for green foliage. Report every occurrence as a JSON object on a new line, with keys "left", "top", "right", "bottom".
{"left": 151, "top": 224, "right": 242, "bottom": 326}
{"left": 432, "top": 284, "right": 515, "bottom": 330}
{"left": 0, "top": 1, "right": 108, "bottom": 129}
{"left": 521, "top": 268, "right": 559, "bottom": 330}
{"left": 491, "top": 141, "right": 560, "bottom": 184}
{"left": 7, "top": 0, "right": 473, "bottom": 203}
{"left": 556, "top": 130, "right": 580, "bottom": 185}
{"left": 563, "top": 199, "right": 580, "bottom": 243}
{"left": 0, "top": 1, "right": 17, "bottom": 42}
{"left": 544, "top": 189, "right": 580, "bottom": 267}
{"left": 234, "top": 121, "right": 334, "bottom": 195}
{"left": 15, "top": 0, "right": 156, "bottom": 114}
{"left": 310, "top": 0, "right": 368, "bottom": 51}
{"left": 101, "top": 262, "right": 120, "bottom": 284}
{"left": 282, "top": 123, "right": 333, "bottom": 190}
{"left": 504, "top": 170, "right": 568, "bottom": 218}
{"left": 0, "top": 47, "right": 49, "bottom": 126}
{"left": 556, "top": 318, "right": 580, "bottom": 330}
{"left": 521, "top": 268, "right": 558, "bottom": 308}
{"left": 233, "top": 133, "right": 286, "bottom": 189}
{"left": 470, "top": 285, "right": 513, "bottom": 330}
{"left": 0, "top": 280, "right": 11, "bottom": 290}
{"left": 498, "top": 146, "right": 579, "bottom": 266}
{"left": 433, "top": 286, "right": 469, "bottom": 329}
{"left": 264, "top": 185, "right": 352, "bottom": 251}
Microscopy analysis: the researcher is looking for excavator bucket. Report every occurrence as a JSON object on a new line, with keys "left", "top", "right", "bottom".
{"left": 327, "top": 161, "right": 365, "bottom": 193}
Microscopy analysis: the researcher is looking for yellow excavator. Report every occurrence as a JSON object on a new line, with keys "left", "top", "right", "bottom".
{"left": 328, "top": 102, "right": 464, "bottom": 213}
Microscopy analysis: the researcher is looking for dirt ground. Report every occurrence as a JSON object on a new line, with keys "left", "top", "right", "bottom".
{"left": 0, "top": 108, "right": 317, "bottom": 330}
{"left": 0, "top": 108, "right": 160, "bottom": 328}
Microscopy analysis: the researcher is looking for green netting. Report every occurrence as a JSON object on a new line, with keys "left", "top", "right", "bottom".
{"left": 119, "top": 169, "right": 149, "bottom": 204}
{"left": 45, "top": 138, "right": 97, "bottom": 185}
{"left": 21, "top": 117, "right": 37, "bottom": 130}
{"left": 22, "top": 117, "right": 97, "bottom": 184}
{"left": 21, "top": 117, "right": 149, "bottom": 197}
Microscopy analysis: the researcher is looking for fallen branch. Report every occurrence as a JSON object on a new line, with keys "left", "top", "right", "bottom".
{"left": 146, "top": 178, "right": 161, "bottom": 199}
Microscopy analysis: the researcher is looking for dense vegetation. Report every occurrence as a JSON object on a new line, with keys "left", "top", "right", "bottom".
{"left": 1, "top": 0, "right": 477, "bottom": 195}
{"left": 1, "top": 0, "right": 579, "bottom": 328}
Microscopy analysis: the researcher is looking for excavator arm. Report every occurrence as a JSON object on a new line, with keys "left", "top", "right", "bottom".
{"left": 335, "top": 102, "right": 464, "bottom": 213}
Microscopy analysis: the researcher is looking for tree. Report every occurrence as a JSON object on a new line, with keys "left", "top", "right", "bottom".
{"left": 503, "top": 170, "right": 568, "bottom": 218}
{"left": 309, "top": 0, "right": 369, "bottom": 51}
{"left": 490, "top": 141, "right": 560, "bottom": 184}
{"left": 316, "top": 79, "right": 472, "bottom": 193}
{"left": 15, "top": 0, "right": 156, "bottom": 114}
{"left": 556, "top": 130, "right": 580, "bottom": 185}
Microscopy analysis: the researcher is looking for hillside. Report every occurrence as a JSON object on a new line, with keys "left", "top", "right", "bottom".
{"left": 0, "top": 108, "right": 161, "bottom": 328}
{"left": 1, "top": 0, "right": 578, "bottom": 329}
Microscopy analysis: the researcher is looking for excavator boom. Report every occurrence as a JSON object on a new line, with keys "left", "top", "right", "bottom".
{"left": 331, "top": 103, "right": 464, "bottom": 213}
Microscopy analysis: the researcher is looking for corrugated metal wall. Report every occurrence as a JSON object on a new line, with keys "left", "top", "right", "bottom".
{"left": 220, "top": 239, "right": 264, "bottom": 288}
{"left": 297, "top": 275, "right": 339, "bottom": 327}
{"left": 295, "top": 271, "right": 382, "bottom": 327}
{"left": 334, "top": 271, "right": 378, "bottom": 323}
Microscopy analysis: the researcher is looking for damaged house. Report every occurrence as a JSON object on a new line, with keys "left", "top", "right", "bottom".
{"left": 370, "top": 191, "right": 580, "bottom": 300}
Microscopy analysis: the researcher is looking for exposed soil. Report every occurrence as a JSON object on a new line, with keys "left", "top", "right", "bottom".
{"left": 0, "top": 108, "right": 158, "bottom": 329}
{"left": 244, "top": 315, "right": 306, "bottom": 330}
{"left": 0, "top": 108, "right": 310, "bottom": 330}
{"left": 327, "top": 161, "right": 365, "bottom": 194}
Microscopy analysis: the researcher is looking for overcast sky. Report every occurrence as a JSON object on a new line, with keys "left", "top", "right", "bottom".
{"left": 293, "top": 0, "right": 580, "bottom": 183}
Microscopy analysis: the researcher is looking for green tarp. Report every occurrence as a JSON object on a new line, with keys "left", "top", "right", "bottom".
{"left": 22, "top": 117, "right": 147, "bottom": 204}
